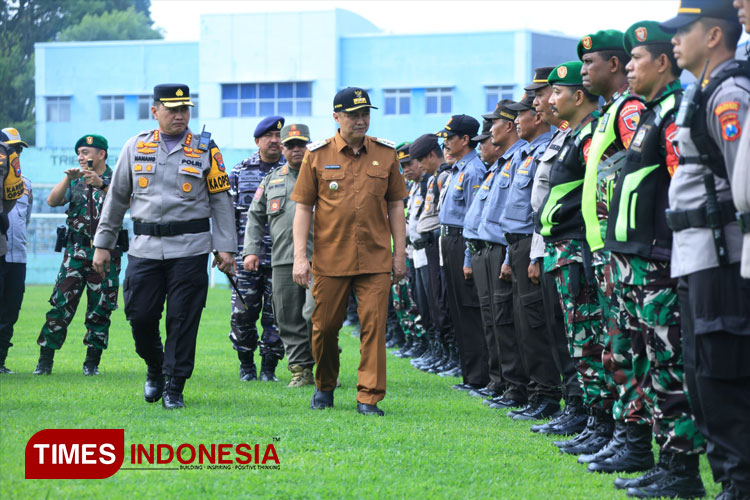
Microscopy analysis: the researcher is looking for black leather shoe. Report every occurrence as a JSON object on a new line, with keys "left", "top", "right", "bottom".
{"left": 508, "top": 403, "right": 533, "bottom": 417}
{"left": 356, "top": 403, "right": 384, "bottom": 416}
{"left": 310, "top": 388, "right": 334, "bottom": 409}
{"left": 489, "top": 397, "right": 526, "bottom": 409}
{"left": 452, "top": 383, "right": 480, "bottom": 392}
{"left": 144, "top": 374, "right": 165, "bottom": 403}
{"left": 162, "top": 376, "right": 186, "bottom": 409}
{"left": 513, "top": 399, "right": 561, "bottom": 421}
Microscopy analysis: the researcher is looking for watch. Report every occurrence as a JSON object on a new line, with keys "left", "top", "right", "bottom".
{"left": 100, "top": 177, "right": 111, "bottom": 189}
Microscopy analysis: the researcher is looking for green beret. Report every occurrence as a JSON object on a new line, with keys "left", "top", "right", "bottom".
{"left": 75, "top": 134, "right": 108, "bottom": 154}
{"left": 623, "top": 21, "right": 674, "bottom": 54}
{"left": 548, "top": 62, "right": 584, "bottom": 86}
{"left": 577, "top": 29, "right": 625, "bottom": 60}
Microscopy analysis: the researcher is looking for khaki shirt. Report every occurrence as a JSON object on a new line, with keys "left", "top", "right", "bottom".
{"left": 243, "top": 163, "right": 313, "bottom": 266}
{"left": 290, "top": 131, "right": 408, "bottom": 276}
{"left": 94, "top": 128, "right": 236, "bottom": 259}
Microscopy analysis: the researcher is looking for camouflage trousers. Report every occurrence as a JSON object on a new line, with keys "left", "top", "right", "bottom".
{"left": 611, "top": 254, "right": 705, "bottom": 454}
{"left": 552, "top": 262, "right": 608, "bottom": 410}
{"left": 593, "top": 252, "right": 624, "bottom": 414}
{"left": 392, "top": 259, "right": 425, "bottom": 340}
{"left": 229, "top": 262, "right": 283, "bottom": 359}
{"left": 37, "top": 248, "right": 121, "bottom": 350}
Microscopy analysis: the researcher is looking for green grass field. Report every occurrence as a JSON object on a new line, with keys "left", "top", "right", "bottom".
{"left": 0, "top": 285, "right": 720, "bottom": 499}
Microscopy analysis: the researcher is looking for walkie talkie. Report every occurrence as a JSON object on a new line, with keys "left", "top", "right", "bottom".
{"left": 198, "top": 125, "right": 211, "bottom": 152}
{"left": 675, "top": 59, "right": 710, "bottom": 127}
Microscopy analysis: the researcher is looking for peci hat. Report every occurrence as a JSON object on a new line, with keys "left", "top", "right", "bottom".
{"left": 153, "top": 83, "right": 194, "bottom": 108}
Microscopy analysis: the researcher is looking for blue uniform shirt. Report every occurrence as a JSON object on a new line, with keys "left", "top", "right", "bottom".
{"left": 476, "top": 139, "right": 527, "bottom": 246}
{"left": 500, "top": 131, "right": 553, "bottom": 236}
{"left": 463, "top": 164, "right": 498, "bottom": 267}
{"left": 438, "top": 150, "right": 486, "bottom": 228}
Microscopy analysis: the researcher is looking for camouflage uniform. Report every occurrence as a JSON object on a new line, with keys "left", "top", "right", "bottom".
{"left": 38, "top": 166, "right": 121, "bottom": 350}
{"left": 228, "top": 152, "right": 285, "bottom": 358}
{"left": 544, "top": 239, "right": 607, "bottom": 409}
{"left": 392, "top": 257, "right": 425, "bottom": 342}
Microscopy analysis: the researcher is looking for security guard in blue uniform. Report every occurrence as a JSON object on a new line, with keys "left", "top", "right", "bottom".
{"left": 228, "top": 116, "right": 286, "bottom": 381}
{"left": 436, "top": 114, "right": 490, "bottom": 392}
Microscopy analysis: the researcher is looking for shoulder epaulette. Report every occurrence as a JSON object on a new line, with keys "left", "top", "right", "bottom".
{"left": 373, "top": 137, "right": 395, "bottom": 148}
{"left": 307, "top": 139, "right": 330, "bottom": 152}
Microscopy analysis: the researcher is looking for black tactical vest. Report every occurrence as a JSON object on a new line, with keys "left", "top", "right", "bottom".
{"left": 606, "top": 86, "right": 682, "bottom": 260}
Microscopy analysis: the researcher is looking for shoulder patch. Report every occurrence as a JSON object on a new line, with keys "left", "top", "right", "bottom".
{"left": 719, "top": 112, "right": 742, "bottom": 142}
{"left": 714, "top": 101, "right": 740, "bottom": 116}
{"left": 307, "top": 139, "right": 330, "bottom": 152}
{"left": 372, "top": 137, "right": 395, "bottom": 148}
{"left": 207, "top": 144, "right": 230, "bottom": 193}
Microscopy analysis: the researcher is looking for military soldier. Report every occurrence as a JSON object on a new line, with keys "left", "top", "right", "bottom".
{"left": 435, "top": 114, "right": 491, "bottom": 394}
{"left": 0, "top": 127, "right": 26, "bottom": 373}
{"left": 35, "top": 134, "right": 120, "bottom": 376}
{"left": 93, "top": 83, "right": 236, "bottom": 409}
{"left": 659, "top": 2, "right": 750, "bottom": 498}
{"left": 410, "top": 134, "right": 457, "bottom": 374}
{"left": 229, "top": 116, "right": 286, "bottom": 381}
{"left": 291, "top": 87, "right": 408, "bottom": 416}
{"left": 535, "top": 62, "right": 607, "bottom": 454}
{"left": 243, "top": 123, "right": 315, "bottom": 387}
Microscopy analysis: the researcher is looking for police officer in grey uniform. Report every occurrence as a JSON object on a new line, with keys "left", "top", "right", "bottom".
{"left": 436, "top": 114, "right": 490, "bottom": 392}
{"left": 93, "top": 83, "right": 236, "bottom": 409}
{"left": 244, "top": 123, "right": 315, "bottom": 387}
{"left": 660, "top": 2, "right": 750, "bottom": 497}
{"left": 733, "top": 0, "right": 750, "bottom": 281}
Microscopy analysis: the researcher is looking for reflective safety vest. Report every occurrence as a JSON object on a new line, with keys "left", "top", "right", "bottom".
{"left": 606, "top": 86, "right": 682, "bottom": 259}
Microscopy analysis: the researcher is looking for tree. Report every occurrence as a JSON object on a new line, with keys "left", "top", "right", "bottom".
{"left": 59, "top": 7, "right": 162, "bottom": 41}
{"left": 0, "top": 0, "right": 160, "bottom": 145}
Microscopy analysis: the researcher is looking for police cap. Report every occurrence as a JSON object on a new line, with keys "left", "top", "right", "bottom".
{"left": 153, "top": 83, "right": 194, "bottom": 108}
{"left": 661, "top": 0, "right": 740, "bottom": 31}
{"left": 396, "top": 142, "right": 411, "bottom": 163}
{"left": 409, "top": 134, "right": 439, "bottom": 160}
{"left": 436, "top": 114, "right": 480, "bottom": 139}
{"left": 482, "top": 100, "right": 518, "bottom": 122}
{"left": 525, "top": 66, "right": 556, "bottom": 91}
{"left": 472, "top": 119, "right": 493, "bottom": 142}
{"left": 0, "top": 128, "right": 29, "bottom": 148}
{"left": 255, "top": 116, "right": 285, "bottom": 138}
{"left": 333, "top": 87, "right": 378, "bottom": 113}
{"left": 507, "top": 92, "right": 536, "bottom": 112}
{"left": 74, "top": 134, "right": 108, "bottom": 154}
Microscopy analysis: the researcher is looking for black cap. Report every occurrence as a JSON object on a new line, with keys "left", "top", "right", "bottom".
{"left": 333, "top": 87, "right": 378, "bottom": 112}
{"left": 396, "top": 142, "right": 411, "bottom": 163}
{"left": 661, "top": 0, "right": 740, "bottom": 31}
{"left": 525, "top": 66, "right": 556, "bottom": 91}
{"left": 507, "top": 92, "right": 535, "bottom": 112}
{"left": 472, "top": 119, "right": 493, "bottom": 142}
{"left": 409, "top": 134, "right": 439, "bottom": 159}
{"left": 153, "top": 83, "right": 194, "bottom": 108}
{"left": 482, "top": 99, "right": 519, "bottom": 121}
{"left": 435, "top": 114, "right": 480, "bottom": 138}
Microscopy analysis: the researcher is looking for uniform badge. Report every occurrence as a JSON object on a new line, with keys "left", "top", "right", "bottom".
{"left": 134, "top": 164, "right": 142, "bottom": 172}
{"left": 11, "top": 156, "right": 21, "bottom": 177}
{"left": 482, "top": 172, "right": 494, "bottom": 190}
{"left": 277, "top": 121, "right": 282, "bottom": 130}
{"left": 176, "top": 89, "right": 184, "bottom": 97}
{"left": 620, "top": 103, "right": 641, "bottom": 132}
{"left": 138, "top": 177, "right": 149, "bottom": 188}
{"left": 269, "top": 198, "right": 281, "bottom": 213}
{"left": 582, "top": 36, "right": 592, "bottom": 50}
{"left": 213, "top": 151, "right": 225, "bottom": 171}
{"left": 523, "top": 156, "right": 534, "bottom": 168}
{"left": 720, "top": 113, "right": 742, "bottom": 141}
{"left": 632, "top": 128, "right": 647, "bottom": 149}
{"left": 86, "top": 136, "right": 94, "bottom": 145}
{"left": 635, "top": 27, "right": 647, "bottom": 42}
{"left": 329, "top": 181, "right": 339, "bottom": 191}
{"left": 254, "top": 185, "right": 264, "bottom": 201}
{"left": 182, "top": 182, "right": 192, "bottom": 193}
{"left": 557, "top": 66, "right": 568, "bottom": 79}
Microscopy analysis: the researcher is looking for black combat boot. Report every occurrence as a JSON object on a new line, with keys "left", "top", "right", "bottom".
{"left": 83, "top": 346, "right": 102, "bottom": 376}
{"left": 437, "top": 343, "right": 461, "bottom": 376}
{"left": 385, "top": 321, "right": 406, "bottom": 349}
{"left": 589, "top": 422, "right": 654, "bottom": 473}
{"left": 615, "top": 450, "right": 671, "bottom": 490}
{"left": 392, "top": 336, "right": 413, "bottom": 358}
{"left": 0, "top": 346, "right": 12, "bottom": 374}
{"left": 715, "top": 481, "right": 750, "bottom": 500}
{"left": 578, "top": 420, "right": 627, "bottom": 464}
{"left": 33, "top": 346, "right": 55, "bottom": 375}
{"left": 534, "top": 396, "right": 587, "bottom": 435}
{"left": 259, "top": 355, "right": 279, "bottom": 382}
{"left": 428, "top": 341, "right": 453, "bottom": 373}
{"left": 162, "top": 376, "right": 186, "bottom": 409}
{"left": 555, "top": 408, "right": 596, "bottom": 448}
{"left": 404, "top": 335, "right": 428, "bottom": 358}
{"left": 561, "top": 408, "right": 614, "bottom": 455}
{"left": 627, "top": 452, "right": 705, "bottom": 498}
{"left": 238, "top": 350, "right": 257, "bottom": 381}
{"left": 144, "top": 364, "right": 165, "bottom": 403}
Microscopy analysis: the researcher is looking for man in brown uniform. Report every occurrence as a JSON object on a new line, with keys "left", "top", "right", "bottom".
{"left": 291, "top": 87, "right": 408, "bottom": 416}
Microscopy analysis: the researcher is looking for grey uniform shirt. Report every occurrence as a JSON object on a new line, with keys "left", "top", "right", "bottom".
{"left": 530, "top": 126, "right": 571, "bottom": 260}
{"left": 6, "top": 177, "right": 31, "bottom": 263}
{"left": 733, "top": 110, "right": 750, "bottom": 278}
{"left": 669, "top": 60, "right": 750, "bottom": 277}
{"left": 407, "top": 177, "right": 426, "bottom": 245}
{"left": 94, "top": 128, "right": 237, "bottom": 259}
{"left": 417, "top": 168, "right": 449, "bottom": 234}
{"left": 243, "top": 163, "right": 312, "bottom": 266}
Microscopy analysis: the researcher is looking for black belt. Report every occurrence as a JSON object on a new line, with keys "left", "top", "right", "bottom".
{"left": 665, "top": 202, "right": 736, "bottom": 231}
{"left": 505, "top": 233, "right": 532, "bottom": 245}
{"left": 133, "top": 218, "right": 210, "bottom": 237}
{"left": 68, "top": 232, "right": 92, "bottom": 247}
{"left": 739, "top": 211, "right": 750, "bottom": 234}
{"left": 412, "top": 239, "right": 426, "bottom": 250}
{"left": 466, "top": 239, "right": 486, "bottom": 255}
{"left": 440, "top": 225, "right": 463, "bottom": 238}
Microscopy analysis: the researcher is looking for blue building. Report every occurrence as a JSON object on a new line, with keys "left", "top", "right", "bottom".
{"left": 27, "top": 8, "right": 579, "bottom": 283}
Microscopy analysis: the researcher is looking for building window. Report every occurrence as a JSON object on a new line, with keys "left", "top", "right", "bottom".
{"left": 138, "top": 95, "right": 151, "bottom": 120}
{"left": 46, "top": 96, "right": 71, "bottom": 122}
{"left": 221, "top": 82, "right": 312, "bottom": 117}
{"left": 485, "top": 85, "right": 516, "bottom": 112}
{"left": 100, "top": 96, "right": 125, "bottom": 121}
{"left": 425, "top": 88, "right": 452, "bottom": 114}
{"left": 384, "top": 89, "right": 411, "bottom": 115}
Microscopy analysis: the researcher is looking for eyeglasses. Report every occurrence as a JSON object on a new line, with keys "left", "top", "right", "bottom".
{"left": 283, "top": 141, "right": 308, "bottom": 150}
